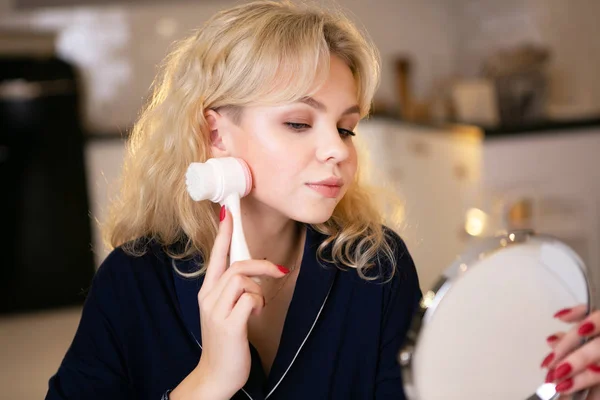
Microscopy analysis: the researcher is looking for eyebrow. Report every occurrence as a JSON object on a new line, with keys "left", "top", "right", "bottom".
{"left": 299, "top": 97, "right": 360, "bottom": 116}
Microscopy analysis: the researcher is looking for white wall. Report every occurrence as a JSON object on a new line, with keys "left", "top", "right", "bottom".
{"left": 483, "top": 129, "right": 600, "bottom": 303}
{"left": 358, "top": 119, "right": 482, "bottom": 291}
{"left": 455, "top": 0, "right": 600, "bottom": 117}
{"left": 0, "top": 0, "right": 459, "bottom": 134}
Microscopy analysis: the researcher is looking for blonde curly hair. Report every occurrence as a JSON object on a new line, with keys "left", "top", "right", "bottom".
{"left": 104, "top": 0, "right": 398, "bottom": 280}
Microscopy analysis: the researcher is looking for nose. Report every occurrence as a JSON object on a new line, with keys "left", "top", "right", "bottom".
{"left": 315, "top": 127, "right": 350, "bottom": 164}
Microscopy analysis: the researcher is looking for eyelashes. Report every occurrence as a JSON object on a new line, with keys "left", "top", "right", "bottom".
{"left": 285, "top": 122, "right": 310, "bottom": 131}
{"left": 284, "top": 122, "right": 356, "bottom": 138}
{"left": 337, "top": 128, "right": 356, "bottom": 138}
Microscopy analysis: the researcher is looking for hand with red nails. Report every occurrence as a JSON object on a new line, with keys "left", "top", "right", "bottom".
{"left": 169, "top": 206, "right": 289, "bottom": 400}
{"left": 541, "top": 304, "right": 600, "bottom": 398}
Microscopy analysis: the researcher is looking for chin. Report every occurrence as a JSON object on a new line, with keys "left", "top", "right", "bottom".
{"left": 287, "top": 206, "right": 336, "bottom": 225}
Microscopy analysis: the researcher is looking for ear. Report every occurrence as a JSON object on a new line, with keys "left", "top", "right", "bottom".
{"left": 205, "top": 109, "right": 230, "bottom": 157}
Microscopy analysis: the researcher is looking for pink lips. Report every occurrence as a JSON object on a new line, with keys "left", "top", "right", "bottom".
{"left": 306, "top": 177, "right": 343, "bottom": 198}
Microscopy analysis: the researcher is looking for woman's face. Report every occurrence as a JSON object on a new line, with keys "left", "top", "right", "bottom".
{"left": 216, "top": 55, "right": 360, "bottom": 224}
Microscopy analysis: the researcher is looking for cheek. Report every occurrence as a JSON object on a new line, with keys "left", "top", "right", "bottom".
{"left": 346, "top": 145, "right": 358, "bottom": 177}
{"left": 251, "top": 156, "right": 296, "bottom": 192}
{"left": 242, "top": 129, "right": 304, "bottom": 194}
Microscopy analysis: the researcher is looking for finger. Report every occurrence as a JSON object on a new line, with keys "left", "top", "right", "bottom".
{"left": 542, "top": 329, "right": 584, "bottom": 370}
{"left": 552, "top": 366, "right": 600, "bottom": 396}
{"left": 547, "top": 311, "right": 600, "bottom": 370}
{"left": 228, "top": 292, "right": 265, "bottom": 324}
{"left": 203, "top": 205, "right": 233, "bottom": 290}
{"left": 577, "top": 311, "right": 600, "bottom": 338}
{"left": 550, "top": 311, "right": 600, "bottom": 366}
{"left": 212, "top": 274, "right": 263, "bottom": 318}
{"left": 210, "top": 259, "right": 289, "bottom": 299}
{"left": 547, "top": 336, "right": 600, "bottom": 385}
{"left": 555, "top": 304, "right": 589, "bottom": 323}
{"left": 547, "top": 332, "right": 566, "bottom": 350}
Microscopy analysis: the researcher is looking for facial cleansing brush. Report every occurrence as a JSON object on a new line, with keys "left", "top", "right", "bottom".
{"left": 185, "top": 157, "right": 252, "bottom": 265}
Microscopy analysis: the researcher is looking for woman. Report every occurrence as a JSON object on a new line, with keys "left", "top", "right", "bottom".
{"left": 45, "top": 1, "right": 600, "bottom": 399}
{"left": 47, "top": 2, "right": 419, "bottom": 399}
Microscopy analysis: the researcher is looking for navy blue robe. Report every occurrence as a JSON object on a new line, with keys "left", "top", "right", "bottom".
{"left": 46, "top": 225, "right": 421, "bottom": 399}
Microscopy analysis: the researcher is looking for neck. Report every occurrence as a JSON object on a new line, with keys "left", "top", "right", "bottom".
{"left": 239, "top": 199, "right": 304, "bottom": 269}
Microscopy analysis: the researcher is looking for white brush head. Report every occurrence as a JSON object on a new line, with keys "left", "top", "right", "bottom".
{"left": 186, "top": 157, "right": 252, "bottom": 203}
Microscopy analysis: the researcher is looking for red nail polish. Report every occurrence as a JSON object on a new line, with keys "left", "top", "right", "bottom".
{"left": 219, "top": 205, "right": 226, "bottom": 221}
{"left": 541, "top": 352, "right": 555, "bottom": 368}
{"left": 579, "top": 321, "right": 595, "bottom": 336}
{"left": 553, "top": 363, "right": 572, "bottom": 380}
{"left": 546, "top": 334, "right": 559, "bottom": 342}
{"left": 555, "top": 378, "right": 573, "bottom": 393}
{"left": 588, "top": 364, "right": 600, "bottom": 373}
{"left": 545, "top": 369, "right": 554, "bottom": 383}
{"left": 276, "top": 265, "right": 290, "bottom": 274}
{"left": 554, "top": 308, "right": 572, "bottom": 318}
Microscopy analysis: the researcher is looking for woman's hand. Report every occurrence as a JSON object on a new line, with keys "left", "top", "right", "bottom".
{"left": 170, "top": 206, "right": 288, "bottom": 400}
{"left": 542, "top": 304, "right": 600, "bottom": 399}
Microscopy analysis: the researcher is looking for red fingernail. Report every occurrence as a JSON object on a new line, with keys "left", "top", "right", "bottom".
{"left": 276, "top": 265, "right": 290, "bottom": 274}
{"left": 588, "top": 364, "right": 600, "bottom": 373}
{"left": 553, "top": 363, "right": 572, "bottom": 380}
{"left": 579, "top": 321, "right": 595, "bottom": 335}
{"left": 554, "top": 308, "right": 572, "bottom": 318}
{"left": 555, "top": 378, "right": 573, "bottom": 393}
{"left": 219, "top": 205, "right": 226, "bottom": 221}
{"left": 546, "top": 334, "right": 559, "bottom": 342}
{"left": 545, "top": 368, "right": 554, "bottom": 383}
{"left": 541, "top": 352, "right": 555, "bottom": 368}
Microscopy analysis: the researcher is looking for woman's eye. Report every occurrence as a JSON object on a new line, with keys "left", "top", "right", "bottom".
{"left": 338, "top": 128, "right": 356, "bottom": 138}
{"left": 285, "top": 122, "right": 311, "bottom": 131}
{"left": 284, "top": 122, "right": 355, "bottom": 138}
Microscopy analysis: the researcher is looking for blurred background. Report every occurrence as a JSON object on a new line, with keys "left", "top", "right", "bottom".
{"left": 0, "top": 0, "right": 599, "bottom": 398}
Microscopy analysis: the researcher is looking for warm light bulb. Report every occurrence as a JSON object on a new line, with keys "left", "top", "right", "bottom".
{"left": 465, "top": 207, "right": 488, "bottom": 236}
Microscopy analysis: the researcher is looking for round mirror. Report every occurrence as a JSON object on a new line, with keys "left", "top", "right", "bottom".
{"left": 400, "top": 230, "right": 591, "bottom": 400}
